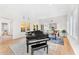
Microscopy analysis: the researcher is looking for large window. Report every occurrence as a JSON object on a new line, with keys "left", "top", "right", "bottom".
{"left": 68, "top": 8, "right": 78, "bottom": 40}
{"left": 68, "top": 16, "right": 73, "bottom": 36}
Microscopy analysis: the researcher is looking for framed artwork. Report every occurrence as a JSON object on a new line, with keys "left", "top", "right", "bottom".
{"left": 33, "top": 24, "right": 39, "bottom": 31}
{"left": 49, "top": 23, "right": 57, "bottom": 29}
{"left": 41, "top": 24, "right": 44, "bottom": 31}
{"left": 33, "top": 24, "right": 35, "bottom": 31}
{"left": 21, "top": 27, "right": 25, "bottom": 32}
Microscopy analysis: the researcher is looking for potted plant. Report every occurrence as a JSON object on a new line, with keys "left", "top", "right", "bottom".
{"left": 61, "top": 30, "right": 67, "bottom": 37}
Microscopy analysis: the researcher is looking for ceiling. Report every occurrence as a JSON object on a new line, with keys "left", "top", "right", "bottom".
{"left": 0, "top": 4, "right": 77, "bottom": 20}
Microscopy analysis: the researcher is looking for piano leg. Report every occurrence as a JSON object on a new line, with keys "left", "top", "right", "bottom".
{"left": 45, "top": 40, "right": 47, "bottom": 44}
{"left": 26, "top": 40, "right": 29, "bottom": 53}
{"left": 47, "top": 45, "right": 48, "bottom": 54}
{"left": 45, "top": 40, "right": 48, "bottom": 54}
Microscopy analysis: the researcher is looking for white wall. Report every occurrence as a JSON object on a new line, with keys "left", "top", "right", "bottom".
{"left": 0, "top": 5, "right": 71, "bottom": 39}
{"left": 51, "top": 15, "right": 67, "bottom": 30}
{"left": 12, "top": 17, "right": 26, "bottom": 39}
{"left": 12, "top": 15, "right": 67, "bottom": 39}
{"left": 39, "top": 15, "right": 67, "bottom": 31}
{"left": 0, "top": 4, "right": 70, "bottom": 20}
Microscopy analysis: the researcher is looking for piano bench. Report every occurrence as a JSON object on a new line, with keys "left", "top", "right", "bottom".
{"left": 31, "top": 43, "right": 48, "bottom": 55}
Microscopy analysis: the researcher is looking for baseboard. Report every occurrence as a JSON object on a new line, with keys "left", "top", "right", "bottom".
{"left": 13, "top": 36, "right": 25, "bottom": 40}
{"left": 67, "top": 35, "right": 78, "bottom": 55}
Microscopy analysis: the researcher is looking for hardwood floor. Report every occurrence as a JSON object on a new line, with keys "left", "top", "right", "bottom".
{"left": 64, "top": 37, "right": 74, "bottom": 54}
{"left": 0, "top": 37, "right": 74, "bottom": 55}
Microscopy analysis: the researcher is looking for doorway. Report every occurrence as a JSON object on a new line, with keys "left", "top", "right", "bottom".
{"left": 0, "top": 18, "right": 12, "bottom": 41}
{"left": 2, "top": 23, "right": 8, "bottom": 35}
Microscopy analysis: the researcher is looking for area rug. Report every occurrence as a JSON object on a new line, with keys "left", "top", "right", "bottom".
{"left": 50, "top": 37, "right": 64, "bottom": 45}
{"left": 10, "top": 41, "right": 57, "bottom": 55}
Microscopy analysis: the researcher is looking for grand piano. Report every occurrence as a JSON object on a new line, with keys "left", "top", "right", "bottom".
{"left": 26, "top": 30, "right": 49, "bottom": 53}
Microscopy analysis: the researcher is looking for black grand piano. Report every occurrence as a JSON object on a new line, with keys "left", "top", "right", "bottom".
{"left": 26, "top": 30, "right": 49, "bottom": 53}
